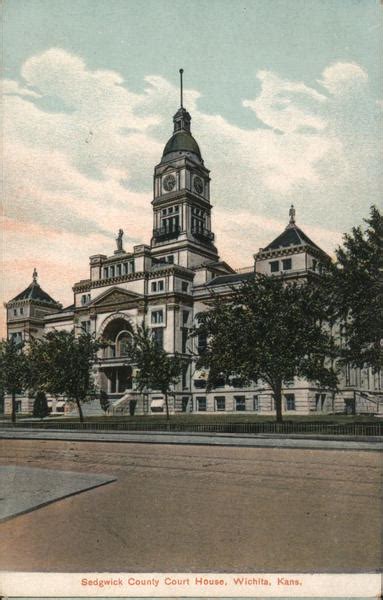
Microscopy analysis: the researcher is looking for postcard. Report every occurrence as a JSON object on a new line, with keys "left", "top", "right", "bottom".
{"left": 0, "top": 0, "right": 382, "bottom": 599}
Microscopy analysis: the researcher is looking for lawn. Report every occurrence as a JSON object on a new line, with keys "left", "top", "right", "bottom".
{"left": 8, "top": 413, "right": 381, "bottom": 424}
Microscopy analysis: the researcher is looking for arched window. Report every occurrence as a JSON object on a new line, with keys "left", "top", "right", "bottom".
{"left": 116, "top": 330, "right": 132, "bottom": 357}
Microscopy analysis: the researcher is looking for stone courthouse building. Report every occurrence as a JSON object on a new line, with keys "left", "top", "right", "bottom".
{"left": 5, "top": 83, "right": 382, "bottom": 416}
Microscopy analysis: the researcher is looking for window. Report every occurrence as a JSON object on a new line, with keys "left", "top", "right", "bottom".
{"left": 181, "top": 397, "right": 189, "bottom": 412}
{"left": 151, "top": 310, "right": 164, "bottom": 324}
{"left": 13, "top": 309, "right": 17, "bottom": 316}
{"left": 253, "top": 395, "right": 259, "bottom": 411}
{"left": 282, "top": 258, "right": 292, "bottom": 271}
{"left": 235, "top": 396, "right": 246, "bottom": 411}
{"left": 117, "top": 264, "right": 122, "bottom": 276}
{"left": 182, "top": 364, "right": 188, "bottom": 389}
{"left": 285, "top": 394, "right": 296, "bottom": 410}
{"left": 81, "top": 320, "right": 91, "bottom": 333}
{"left": 191, "top": 207, "right": 205, "bottom": 232}
{"left": 194, "top": 379, "right": 207, "bottom": 389}
{"left": 167, "top": 255, "right": 174, "bottom": 264}
{"left": 270, "top": 261, "right": 279, "bottom": 273}
{"left": 312, "top": 259, "right": 317, "bottom": 272}
{"left": 20, "top": 307, "right": 24, "bottom": 315}
{"left": 215, "top": 397, "right": 225, "bottom": 411}
{"left": 103, "top": 267, "right": 108, "bottom": 278}
{"left": 315, "top": 393, "right": 326, "bottom": 411}
{"left": 151, "top": 280, "right": 164, "bottom": 293}
{"left": 197, "top": 332, "right": 207, "bottom": 354}
{"left": 182, "top": 310, "right": 189, "bottom": 325}
{"left": 197, "top": 396, "right": 207, "bottom": 411}
{"left": 110, "top": 266, "right": 115, "bottom": 277}
{"left": 161, "top": 206, "right": 180, "bottom": 233}
{"left": 181, "top": 328, "right": 188, "bottom": 353}
{"left": 182, "top": 281, "right": 189, "bottom": 292}
{"left": 152, "top": 328, "right": 163, "bottom": 348}
{"left": 10, "top": 332, "right": 22, "bottom": 344}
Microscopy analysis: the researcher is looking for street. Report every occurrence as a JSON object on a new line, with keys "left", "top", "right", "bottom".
{"left": 0, "top": 439, "right": 381, "bottom": 572}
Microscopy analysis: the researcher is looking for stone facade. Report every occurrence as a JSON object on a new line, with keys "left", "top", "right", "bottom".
{"left": 4, "top": 100, "right": 383, "bottom": 416}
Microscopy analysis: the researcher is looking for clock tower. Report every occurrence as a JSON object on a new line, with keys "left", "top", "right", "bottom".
{"left": 151, "top": 70, "right": 219, "bottom": 268}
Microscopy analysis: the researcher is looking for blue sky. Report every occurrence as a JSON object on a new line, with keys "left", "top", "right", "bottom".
{"left": 2, "top": 0, "right": 382, "bottom": 334}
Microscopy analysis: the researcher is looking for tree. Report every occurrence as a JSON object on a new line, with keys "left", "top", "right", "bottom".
{"left": 0, "top": 338, "right": 29, "bottom": 424}
{"left": 334, "top": 205, "right": 383, "bottom": 371}
{"left": 194, "top": 274, "right": 338, "bottom": 422}
{"left": 28, "top": 330, "right": 102, "bottom": 422}
{"left": 33, "top": 390, "right": 49, "bottom": 420}
{"left": 126, "top": 323, "right": 183, "bottom": 420}
{"left": 99, "top": 390, "right": 110, "bottom": 415}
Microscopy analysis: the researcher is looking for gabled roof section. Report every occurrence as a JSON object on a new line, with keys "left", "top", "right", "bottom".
{"left": 89, "top": 286, "right": 143, "bottom": 307}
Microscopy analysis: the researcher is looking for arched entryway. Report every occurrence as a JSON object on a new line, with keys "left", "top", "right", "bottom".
{"left": 98, "top": 315, "right": 134, "bottom": 396}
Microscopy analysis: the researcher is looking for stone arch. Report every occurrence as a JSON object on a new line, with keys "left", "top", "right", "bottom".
{"left": 98, "top": 312, "right": 134, "bottom": 337}
{"left": 99, "top": 313, "right": 134, "bottom": 359}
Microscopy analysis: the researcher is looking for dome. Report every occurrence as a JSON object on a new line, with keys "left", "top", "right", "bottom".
{"left": 162, "top": 131, "right": 202, "bottom": 161}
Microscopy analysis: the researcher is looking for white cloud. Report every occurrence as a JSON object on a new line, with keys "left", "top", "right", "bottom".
{"left": 243, "top": 70, "right": 327, "bottom": 133}
{"left": 319, "top": 62, "right": 368, "bottom": 96}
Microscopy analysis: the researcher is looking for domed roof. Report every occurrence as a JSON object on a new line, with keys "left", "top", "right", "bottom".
{"left": 162, "top": 131, "right": 202, "bottom": 160}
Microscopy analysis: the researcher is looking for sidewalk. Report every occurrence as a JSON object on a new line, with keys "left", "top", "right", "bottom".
{"left": 0, "top": 427, "right": 382, "bottom": 451}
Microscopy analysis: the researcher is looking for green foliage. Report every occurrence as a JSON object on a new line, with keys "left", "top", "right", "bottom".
{"left": 0, "top": 338, "right": 29, "bottom": 423}
{"left": 99, "top": 390, "right": 110, "bottom": 414}
{"left": 334, "top": 205, "right": 383, "bottom": 371}
{"left": 28, "top": 330, "right": 102, "bottom": 422}
{"left": 194, "top": 274, "right": 338, "bottom": 422}
{"left": 33, "top": 390, "right": 49, "bottom": 419}
{"left": 125, "top": 323, "right": 183, "bottom": 419}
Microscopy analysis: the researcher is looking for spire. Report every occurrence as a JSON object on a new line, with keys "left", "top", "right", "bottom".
{"left": 173, "top": 68, "right": 191, "bottom": 134}
{"left": 32, "top": 268, "right": 38, "bottom": 283}
{"left": 286, "top": 204, "right": 296, "bottom": 229}
{"left": 180, "top": 68, "right": 184, "bottom": 108}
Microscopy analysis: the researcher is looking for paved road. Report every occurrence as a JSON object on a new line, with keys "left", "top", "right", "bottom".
{"left": 0, "top": 439, "right": 381, "bottom": 573}
{"left": 0, "top": 427, "right": 382, "bottom": 451}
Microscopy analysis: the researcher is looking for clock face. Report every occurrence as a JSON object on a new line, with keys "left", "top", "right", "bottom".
{"left": 193, "top": 176, "right": 203, "bottom": 194}
{"left": 163, "top": 174, "right": 176, "bottom": 192}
